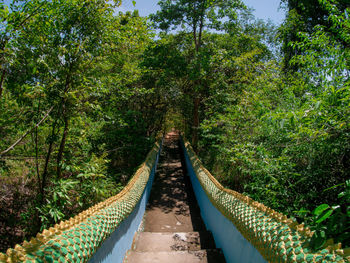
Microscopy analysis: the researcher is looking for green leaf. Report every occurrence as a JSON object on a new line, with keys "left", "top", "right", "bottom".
{"left": 313, "top": 204, "right": 330, "bottom": 216}
{"left": 323, "top": 183, "right": 344, "bottom": 192}
{"left": 132, "top": 1, "right": 136, "bottom": 6}
{"left": 294, "top": 209, "right": 310, "bottom": 214}
{"left": 311, "top": 230, "right": 327, "bottom": 249}
{"left": 315, "top": 209, "right": 333, "bottom": 224}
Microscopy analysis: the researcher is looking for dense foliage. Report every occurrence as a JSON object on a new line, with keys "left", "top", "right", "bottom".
{"left": 150, "top": 0, "right": 349, "bottom": 249}
{"left": 0, "top": 0, "right": 348, "bottom": 253}
{"left": 0, "top": 0, "right": 165, "bottom": 251}
{"left": 195, "top": 0, "right": 350, "bottom": 249}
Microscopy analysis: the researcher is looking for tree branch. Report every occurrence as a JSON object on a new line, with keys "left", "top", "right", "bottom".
{"left": 13, "top": 1, "right": 47, "bottom": 32}
{"left": 198, "top": 0, "right": 206, "bottom": 50}
{"left": 0, "top": 106, "right": 54, "bottom": 156}
{"left": 0, "top": 68, "right": 5, "bottom": 98}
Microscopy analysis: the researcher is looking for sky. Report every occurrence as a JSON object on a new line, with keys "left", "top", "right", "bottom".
{"left": 3, "top": 0, "right": 285, "bottom": 25}
{"left": 119, "top": 0, "right": 286, "bottom": 25}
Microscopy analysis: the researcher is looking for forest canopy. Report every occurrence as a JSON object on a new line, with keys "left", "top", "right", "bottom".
{"left": 0, "top": 0, "right": 349, "bottom": 252}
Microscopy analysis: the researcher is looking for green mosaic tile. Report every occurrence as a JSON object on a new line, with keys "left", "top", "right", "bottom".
{"left": 182, "top": 141, "right": 348, "bottom": 263}
{"left": 2, "top": 139, "right": 348, "bottom": 263}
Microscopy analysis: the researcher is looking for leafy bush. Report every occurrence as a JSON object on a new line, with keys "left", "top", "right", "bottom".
{"left": 36, "top": 154, "right": 123, "bottom": 230}
{"left": 309, "top": 181, "right": 350, "bottom": 250}
{"left": 197, "top": 1, "right": 349, "bottom": 247}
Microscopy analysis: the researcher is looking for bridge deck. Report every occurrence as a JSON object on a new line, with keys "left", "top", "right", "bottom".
{"left": 124, "top": 133, "right": 226, "bottom": 263}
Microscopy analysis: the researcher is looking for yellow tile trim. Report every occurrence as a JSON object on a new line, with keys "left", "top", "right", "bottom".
{"left": 183, "top": 139, "right": 349, "bottom": 263}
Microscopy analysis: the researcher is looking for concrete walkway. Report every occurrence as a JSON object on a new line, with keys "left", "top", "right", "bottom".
{"left": 124, "top": 132, "right": 225, "bottom": 263}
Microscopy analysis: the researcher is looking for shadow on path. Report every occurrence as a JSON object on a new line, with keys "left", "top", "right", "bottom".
{"left": 144, "top": 132, "right": 206, "bottom": 232}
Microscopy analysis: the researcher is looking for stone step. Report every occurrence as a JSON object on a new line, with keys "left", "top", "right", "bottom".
{"left": 133, "top": 231, "right": 217, "bottom": 252}
{"left": 124, "top": 249, "right": 226, "bottom": 263}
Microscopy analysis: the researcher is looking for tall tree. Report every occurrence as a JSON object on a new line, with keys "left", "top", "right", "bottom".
{"left": 0, "top": 0, "right": 50, "bottom": 98}
{"left": 279, "top": 0, "right": 348, "bottom": 71}
{"left": 4, "top": 0, "right": 118, "bottom": 209}
{"left": 151, "top": 0, "right": 245, "bottom": 150}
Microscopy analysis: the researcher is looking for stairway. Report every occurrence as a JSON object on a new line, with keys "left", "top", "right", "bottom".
{"left": 123, "top": 132, "right": 226, "bottom": 263}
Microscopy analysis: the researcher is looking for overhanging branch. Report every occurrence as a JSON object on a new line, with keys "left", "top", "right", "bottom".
{"left": 0, "top": 106, "right": 54, "bottom": 157}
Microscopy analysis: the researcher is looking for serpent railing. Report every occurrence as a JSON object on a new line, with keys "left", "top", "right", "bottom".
{"left": 1, "top": 136, "right": 349, "bottom": 263}
{"left": 180, "top": 138, "right": 349, "bottom": 263}
{"left": 0, "top": 139, "right": 162, "bottom": 263}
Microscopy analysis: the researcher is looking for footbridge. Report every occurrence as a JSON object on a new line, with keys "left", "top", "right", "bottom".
{"left": 1, "top": 133, "right": 349, "bottom": 263}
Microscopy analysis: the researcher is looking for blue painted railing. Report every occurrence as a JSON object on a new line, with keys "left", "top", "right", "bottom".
{"left": 88, "top": 140, "right": 162, "bottom": 263}
{"left": 180, "top": 138, "right": 266, "bottom": 263}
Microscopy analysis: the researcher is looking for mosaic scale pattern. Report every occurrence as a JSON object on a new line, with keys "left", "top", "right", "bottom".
{"left": 183, "top": 141, "right": 349, "bottom": 263}
{"left": 0, "top": 141, "right": 161, "bottom": 263}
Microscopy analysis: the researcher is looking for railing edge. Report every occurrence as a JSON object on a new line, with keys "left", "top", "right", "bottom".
{"left": 180, "top": 136, "right": 349, "bottom": 263}
{"left": 0, "top": 137, "right": 163, "bottom": 263}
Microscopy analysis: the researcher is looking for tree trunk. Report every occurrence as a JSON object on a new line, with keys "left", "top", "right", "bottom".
{"left": 35, "top": 121, "right": 56, "bottom": 233}
{"left": 191, "top": 8, "right": 204, "bottom": 152}
{"left": 56, "top": 115, "right": 69, "bottom": 178}
{"left": 40, "top": 120, "right": 57, "bottom": 204}
{"left": 0, "top": 69, "right": 6, "bottom": 98}
{"left": 35, "top": 100, "right": 41, "bottom": 191}
{"left": 35, "top": 125, "right": 41, "bottom": 190}
{"left": 55, "top": 65, "right": 72, "bottom": 177}
{"left": 192, "top": 97, "right": 200, "bottom": 152}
